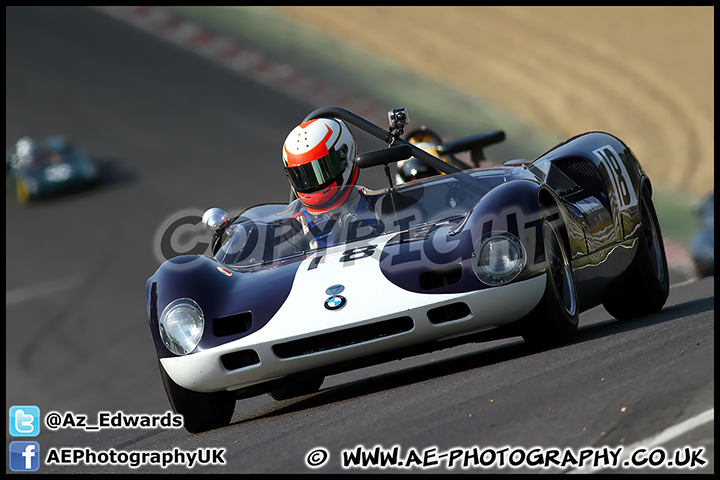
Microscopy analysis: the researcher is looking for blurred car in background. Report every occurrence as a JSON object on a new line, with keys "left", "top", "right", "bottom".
{"left": 6, "top": 135, "right": 100, "bottom": 204}
{"left": 690, "top": 191, "right": 714, "bottom": 277}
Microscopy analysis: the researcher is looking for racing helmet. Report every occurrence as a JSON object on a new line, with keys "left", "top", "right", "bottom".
{"left": 395, "top": 144, "right": 441, "bottom": 184}
{"left": 282, "top": 117, "right": 358, "bottom": 214}
{"left": 395, "top": 127, "right": 445, "bottom": 184}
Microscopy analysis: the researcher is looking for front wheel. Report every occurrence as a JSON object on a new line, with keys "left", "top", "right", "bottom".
{"left": 158, "top": 360, "right": 235, "bottom": 434}
{"left": 603, "top": 185, "right": 669, "bottom": 320}
{"left": 521, "top": 218, "right": 579, "bottom": 348}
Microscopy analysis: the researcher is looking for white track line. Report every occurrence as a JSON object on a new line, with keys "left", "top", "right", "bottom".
{"left": 568, "top": 407, "right": 714, "bottom": 473}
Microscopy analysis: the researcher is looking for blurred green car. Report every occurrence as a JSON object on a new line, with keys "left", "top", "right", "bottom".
{"left": 6, "top": 135, "right": 99, "bottom": 204}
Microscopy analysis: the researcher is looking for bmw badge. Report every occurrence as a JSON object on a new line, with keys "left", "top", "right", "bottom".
{"left": 324, "top": 284, "right": 347, "bottom": 311}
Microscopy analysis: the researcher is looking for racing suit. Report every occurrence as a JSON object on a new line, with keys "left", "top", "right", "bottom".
{"left": 288, "top": 186, "right": 382, "bottom": 250}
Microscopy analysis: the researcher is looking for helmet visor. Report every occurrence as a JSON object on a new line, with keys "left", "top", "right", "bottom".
{"left": 285, "top": 145, "right": 348, "bottom": 193}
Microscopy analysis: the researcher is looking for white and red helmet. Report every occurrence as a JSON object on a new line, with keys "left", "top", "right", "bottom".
{"left": 282, "top": 117, "right": 358, "bottom": 214}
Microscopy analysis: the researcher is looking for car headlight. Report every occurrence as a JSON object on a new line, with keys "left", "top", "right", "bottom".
{"left": 159, "top": 298, "right": 204, "bottom": 355}
{"left": 472, "top": 232, "right": 526, "bottom": 286}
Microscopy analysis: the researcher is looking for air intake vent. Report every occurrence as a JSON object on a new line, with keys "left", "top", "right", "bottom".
{"left": 419, "top": 263, "right": 462, "bottom": 290}
{"left": 214, "top": 311, "right": 252, "bottom": 337}
{"left": 427, "top": 302, "right": 472, "bottom": 324}
{"left": 555, "top": 157, "right": 609, "bottom": 209}
{"left": 221, "top": 349, "right": 260, "bottom": 371}
{"left": 272, "top": 316, "right": 414, "bottom": 359}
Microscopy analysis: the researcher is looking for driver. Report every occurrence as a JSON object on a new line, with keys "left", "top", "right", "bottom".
{"left": 281, "top": 117, "right": 380, "bottom": 249}
{"left": 395, "top": 126, "right": 469, "bottom": 184}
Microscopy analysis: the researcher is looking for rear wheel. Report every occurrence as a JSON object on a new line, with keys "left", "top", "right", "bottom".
{"left": 521, "top": 217, "right": 579, "bottom": 348}
{"left": 158, "top": 360, "right": 235, "bottom": 433}
{"left": 603, "top": 186, "right": 669, "bottom": 320}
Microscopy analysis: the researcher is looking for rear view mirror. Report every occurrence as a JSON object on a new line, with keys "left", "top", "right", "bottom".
{"left": 202, "top": 207, "right": 230, "bottom": 235}
{"left": 354, "top": 145, "right": 412, "bottom": 169}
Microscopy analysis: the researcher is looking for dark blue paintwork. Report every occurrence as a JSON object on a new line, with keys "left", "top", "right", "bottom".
{"left": 146, "top": 253, "right": 305, "bottom": 358}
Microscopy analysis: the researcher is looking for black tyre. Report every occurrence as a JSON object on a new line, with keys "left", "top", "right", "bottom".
{"left": 268, "top": 374, "right": 324, "bottom": 401}
{"left": 521, "top": 217, "right": 579, "bottom": 348}
{"left": 603, "top": 186, "right": 669, "bottom": 320}
{"left": 158, "top": 361, "right": 235, "bottom": 434}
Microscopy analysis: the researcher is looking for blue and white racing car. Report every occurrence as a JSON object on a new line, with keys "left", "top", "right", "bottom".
{"left": 146, "top": 107, "right": 669, "bottom": 433}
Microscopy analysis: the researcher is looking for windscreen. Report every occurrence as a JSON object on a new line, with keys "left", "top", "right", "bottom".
{"left": 215, "top": 170, "right": 507, "bottom": 267}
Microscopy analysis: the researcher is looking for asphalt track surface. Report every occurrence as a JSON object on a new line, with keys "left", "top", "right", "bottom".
{"left": 6, "top": 7, "right": 714, "bottom": 474}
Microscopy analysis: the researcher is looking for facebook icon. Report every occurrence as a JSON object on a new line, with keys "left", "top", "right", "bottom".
{"left": 9, "top": 441, "right": 41, "bottom": 472}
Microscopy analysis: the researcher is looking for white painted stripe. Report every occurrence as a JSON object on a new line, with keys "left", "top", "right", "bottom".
{"left": 6, "top": 274, "right": 84, "bottom": 306}
{"left": 568, "top": 407, "right": 714, "bottom": 473}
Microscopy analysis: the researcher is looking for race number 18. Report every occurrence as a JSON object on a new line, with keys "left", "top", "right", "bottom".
{"left": 593, "top": 145, "right": 636, "bottom": 211}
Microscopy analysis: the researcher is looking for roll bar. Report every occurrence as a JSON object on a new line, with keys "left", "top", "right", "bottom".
{"left": 302, "top": 106, "right": 462, "bottom": 175}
